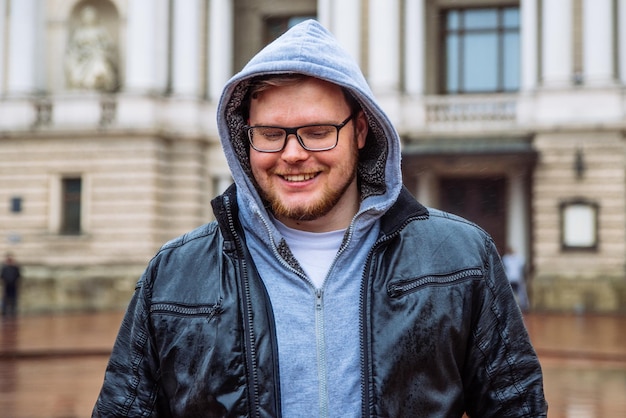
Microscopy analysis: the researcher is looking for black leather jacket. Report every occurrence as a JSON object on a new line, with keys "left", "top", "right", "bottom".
{"left": 93, "top": 186, "right": 547, "bottom": 417}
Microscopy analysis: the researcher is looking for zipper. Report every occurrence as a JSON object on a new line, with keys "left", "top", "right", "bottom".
{"left": 359, "top": 214, "right": 428, "bottom": 417}
{"left": 150, "top": 303, "right": 221, "bottom": 318}
{"left": 223, "top": 194, "right": 263, "bottom": 418}
{"left": 359, "top": 234, "right": 390, "bottom": 418}
{"left": 387, "top": 267, "right": 484, "bottom": 298}
{"left": 315, "top": 289, "right": 329, "bottom": 417}
{"left": 311, "top": 218, "right": 358, "bottom": 418}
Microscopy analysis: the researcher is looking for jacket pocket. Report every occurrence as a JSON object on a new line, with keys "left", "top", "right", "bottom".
{"left": 150, "top": 302, "right": 222, "bottom": 319}
{"left": 387, "top": 267, "right": 483, "bottom": 298}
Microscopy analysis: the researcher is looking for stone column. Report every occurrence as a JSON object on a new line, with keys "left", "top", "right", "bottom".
{"left": 507, "top": 171, "right": 528, "bottom": 262}
{"left": 0, "top": 0, "right": 6, "bottom": 94}
{"left": 416, "top": 169, "right": 433, "bottom": 207}
{"left": 317, "top": 0, "right": 331, "bottom": 28}
{"left": 125, "top": 0, "right": 170, "bottom": 93}
{"left": 541, "top": 0, "right": 573, "bottom": 87}
{"left": 171, "top": 0, "right": 201, "bottom": 96}
{"left": 317, "top": 0, "right": 361, "bottom": 64}
{"left": 404, "top": 0, "right": 425, "bottom": 96}
{"left": 619, "top": 0, "right": 626, "bottom": 84}
{"left": 520, "top": 0, "right": 538, "bottom": 91}
{"left": 207, "top": 0, "right": 233, "bottom": 101}
{"left": 6, "top": 0, "right": 44, "bottom": 94}
{"left": 582, "top": 0, "right": 614, "bottom": 85}
{"left": 368, "top": 0, "right": 400, "bottom": 93}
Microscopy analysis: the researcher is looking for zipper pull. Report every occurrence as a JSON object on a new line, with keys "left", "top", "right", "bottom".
{"left": 316, "top": 289, "right": 323, "bottom": 310}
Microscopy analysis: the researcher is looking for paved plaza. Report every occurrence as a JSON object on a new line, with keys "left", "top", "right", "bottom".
{"left": 1, "top": 311, "right": 625, "bottom": 417}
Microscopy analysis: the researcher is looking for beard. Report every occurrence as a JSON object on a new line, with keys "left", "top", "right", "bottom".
{"left": 269, "top": 170, "right": 356, "bottom": 221}
{"left": 261, "top": 145, "right": 360, "bottom": 222}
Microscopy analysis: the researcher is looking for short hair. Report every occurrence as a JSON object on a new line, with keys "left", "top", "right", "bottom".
{"left": 246, "top": 74, "right": 362, "bottom": 117}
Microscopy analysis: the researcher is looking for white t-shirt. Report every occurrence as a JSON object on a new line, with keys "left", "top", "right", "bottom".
{"left": 275, "top": 221, "right": 346, "bottom": 289}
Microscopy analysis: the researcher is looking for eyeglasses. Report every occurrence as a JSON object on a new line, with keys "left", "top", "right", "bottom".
{"left": 245, "top": 114, "right": 355, "bottom": 153}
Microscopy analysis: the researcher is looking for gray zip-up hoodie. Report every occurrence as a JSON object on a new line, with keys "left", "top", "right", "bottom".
{"left": 217, "top": 20, "right": 402, "bottom": 417}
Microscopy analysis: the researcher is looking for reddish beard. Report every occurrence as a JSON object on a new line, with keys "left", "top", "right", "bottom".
{"left": 261, "top": 143, "right": 359, "bottom": 222}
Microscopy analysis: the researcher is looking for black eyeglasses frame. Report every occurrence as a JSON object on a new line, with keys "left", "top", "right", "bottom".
{"left": 245, "top": 113, "right": 356, "bottom": 153}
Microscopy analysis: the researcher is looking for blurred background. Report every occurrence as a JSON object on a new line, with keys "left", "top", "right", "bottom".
{"left": 0, "top": 0, "right": 625, "bottom": 416}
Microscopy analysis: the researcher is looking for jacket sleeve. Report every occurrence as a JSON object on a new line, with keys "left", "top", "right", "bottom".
{"left": 464, "top": 239, "right": 548, "bottom": 417}
{"left": 92, "top": 268, "right": 165, "bottom": 418}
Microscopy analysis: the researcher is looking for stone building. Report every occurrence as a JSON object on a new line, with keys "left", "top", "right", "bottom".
{"left": 1, "top": 0, "right": 625, "bottom": 313}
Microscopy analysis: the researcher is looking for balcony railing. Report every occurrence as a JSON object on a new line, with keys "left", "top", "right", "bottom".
{"left": 3, "top": 89, "right": 625, "bottom": 136}
{"left": 0, "top": 93, "right": 218, "bottom": 137}
{"left": 423, "top": 94, "right": 518, "bottom": 130}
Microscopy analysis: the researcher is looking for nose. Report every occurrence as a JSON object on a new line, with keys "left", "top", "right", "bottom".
{"left": 281, "top": 133, "right": 309, "bottom": 161}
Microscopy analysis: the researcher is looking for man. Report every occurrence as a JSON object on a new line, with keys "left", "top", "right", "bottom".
{"left": 1, "top": 253, "right": 21, "bottom": 317}
{"left": 503, "top": 246, "right": 530, "bottom": 311}
{"left": 93, "top": 20, "right": 547, "bottom": 417}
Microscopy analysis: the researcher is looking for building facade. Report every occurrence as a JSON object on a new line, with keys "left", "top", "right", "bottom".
{"left": 1, "top": 0, "right": 625, "bottom": 313}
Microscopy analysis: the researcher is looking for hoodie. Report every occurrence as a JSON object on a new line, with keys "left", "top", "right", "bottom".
{"left": 216, "top": 20, "right": 402, "bottom": 417}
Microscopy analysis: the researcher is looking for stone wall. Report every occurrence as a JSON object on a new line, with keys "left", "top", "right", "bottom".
{"left": 531, "top": 276, "right": 626, "bottom": 314}
{"left": 531, "top": 129, "right": 626, "bottom": 312}
{"left": 19, "top": 264, "right": 143, "bottom": 313}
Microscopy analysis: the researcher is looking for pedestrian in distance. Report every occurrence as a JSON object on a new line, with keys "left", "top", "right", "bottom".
{"left": 1, "top": 253, "right": 21, "bottom": 318}
{"left": 503, "top": 246, "right": 530, "bottom": 312}
{"left": 93, "top": 20, "right": 547, "bottom": 417}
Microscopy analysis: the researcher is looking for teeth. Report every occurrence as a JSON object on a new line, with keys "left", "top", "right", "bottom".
{"left": 283, "top": 173, "right": 316, "bottom": 182}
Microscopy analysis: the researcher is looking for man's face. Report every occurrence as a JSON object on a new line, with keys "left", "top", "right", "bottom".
{"left": 248, "top": 77, "right": 368, "bottom": 232}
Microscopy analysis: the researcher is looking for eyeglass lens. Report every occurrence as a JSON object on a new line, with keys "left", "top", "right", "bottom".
{"left": 247, "top": 114, "right": 353, "bottom": 152}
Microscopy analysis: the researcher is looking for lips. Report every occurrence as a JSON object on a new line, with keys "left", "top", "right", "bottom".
{"left": 281, "top": 172, "right": 318, "bottom": 182}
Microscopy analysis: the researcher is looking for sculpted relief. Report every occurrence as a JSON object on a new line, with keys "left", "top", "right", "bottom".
{"left": 65, "top": 6, "right": 119, "bottom": 92}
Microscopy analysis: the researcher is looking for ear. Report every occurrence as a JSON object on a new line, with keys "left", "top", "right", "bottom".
{"left": 355, "top": 111, "right": 369, "bottom": 149}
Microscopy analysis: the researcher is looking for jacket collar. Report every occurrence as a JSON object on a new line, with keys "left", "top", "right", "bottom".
{"left": 379, "top": 186, "right": 429, "bottom": 237}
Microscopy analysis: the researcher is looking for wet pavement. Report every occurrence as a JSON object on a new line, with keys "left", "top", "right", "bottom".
{"left": 525, "top": 314, "right": 626, "bottom": 417}
{"left": 0, "top": 311, "right": 123, "bottom": 418}
{"left": 0, "top": 311, "right": 625, "bottom": 417}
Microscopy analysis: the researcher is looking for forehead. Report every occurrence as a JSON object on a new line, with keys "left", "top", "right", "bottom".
{"left": 249, "top": 78, "right": 349, "bottom": 120}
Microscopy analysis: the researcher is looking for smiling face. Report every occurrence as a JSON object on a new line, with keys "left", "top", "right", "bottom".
{"left": 248, "top": 77, "right": 368, "bottom": 232}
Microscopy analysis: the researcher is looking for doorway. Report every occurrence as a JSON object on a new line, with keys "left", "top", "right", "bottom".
{"left": 438, "top": 177, "right": 507, "bottom": 252}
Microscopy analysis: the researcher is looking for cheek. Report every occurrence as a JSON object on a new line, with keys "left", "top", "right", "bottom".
{"left": 249, "top": 152, "right": 273, "bottom": 177}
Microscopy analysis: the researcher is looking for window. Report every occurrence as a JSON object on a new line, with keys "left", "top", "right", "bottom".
{"left": 442, "top": 7, "right": 520, "bottom": 94}
{"left": 10, "top": 197, "right": 22, "bottom": 213}
{"left": 560, "top": 200, "right": 598, "bottom": 251}
{"left": 264, "top": 15, "right": 316, "bottom": 44}
{"left": 61, "top": 177, "right": 82, "bottom": 235}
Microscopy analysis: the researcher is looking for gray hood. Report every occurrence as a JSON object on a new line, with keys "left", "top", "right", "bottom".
{"left": 216, "top": 19, "right": 402, "bottom": 231}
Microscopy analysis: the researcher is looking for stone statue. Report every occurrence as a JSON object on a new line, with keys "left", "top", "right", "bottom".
{"left": 66, "top": 6, "right": 118, "bottom": 92}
